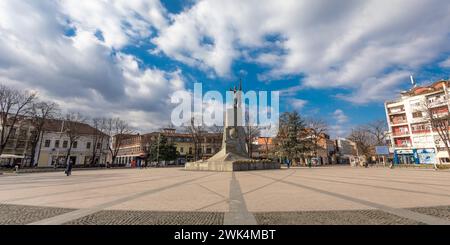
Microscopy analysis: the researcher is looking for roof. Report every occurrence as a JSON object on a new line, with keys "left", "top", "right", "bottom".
{"left": 42, "top": 119, "right": 106, "bottom": 136}
{"left": 401, "top": 80, "right": 449, "bottom": 97}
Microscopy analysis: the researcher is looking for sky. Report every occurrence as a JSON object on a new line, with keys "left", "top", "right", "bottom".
{"left": 1, "top": 0, "right": 450, "bottom": 137}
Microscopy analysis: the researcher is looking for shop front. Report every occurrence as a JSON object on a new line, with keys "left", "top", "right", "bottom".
{"left": 415, "top": 149, "right": 436, "bottom": 165}
{"left": 393, "top": 150, "right": 415, "bottom": 165}
{"left": 394, "top": 149, "right": 436, "bottom": 165}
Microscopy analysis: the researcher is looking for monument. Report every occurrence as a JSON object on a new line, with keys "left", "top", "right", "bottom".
{"left": 185, "top": 81, "right": 280, "bottom": 172}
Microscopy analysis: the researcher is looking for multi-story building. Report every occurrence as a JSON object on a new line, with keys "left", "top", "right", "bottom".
{"left": 335, "top": 138, "right": 359, "bottom": 165}
{"left": 0, "top": 116, "right": 36, "bottom": 167}
{"left": 35, "top": 119, "right": 109, "bottom": 167}
{"left": 1, "top": 116, "right": 109, "bottom": 167}
{"left": 114, "top": 128, "right": 222, "bottom": 166}
{"left": 385, "top": 80, "right": 450, "bottom": 165}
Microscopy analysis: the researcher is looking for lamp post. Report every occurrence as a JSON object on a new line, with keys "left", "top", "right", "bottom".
{"left": 156, "top": 133, "right": 161, "bottom": 165}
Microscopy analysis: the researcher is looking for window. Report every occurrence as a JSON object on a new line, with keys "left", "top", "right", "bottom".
{"left": 97, "top": 143, "right": 101, "bottom": 149}
{"left": 412, "top": 111, "right": 423, "bottom": 118}
{"left": 206, "top": 148, "right": 212, "bottom": 154}
{"left": 63, "top": 141, "right": 68, "bottom": 148}
{"left": 55, "top": 140, "right": 60, "bottom": 148}
{"left": 73, "top": 141, "right": 78, "bottom": 149}
{"left": 86, "top": 142, "right": 91, "bottom": 149}
{"left": 44, "top": 140, "right": 51, "bottom": 148}
{"left": 189, "top": 147, "right": 193, "bottom": 154}
{"left": 180, "top": 147, "right": 184, "bottom": 153}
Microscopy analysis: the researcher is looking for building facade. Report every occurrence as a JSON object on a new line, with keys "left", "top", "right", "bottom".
{"left": 335, "top": 138, "right": 359, "bottom": 165}
{"left": 35, "top": 119, "right": 109, "bottom": 167}
{"left": 114, "top": 128, "right": 222, "bottom": 166}
{"left": 385, "top": 80, "right": 450, "bottom": 165}
{"left": 0, "top": 117, "right": 36, "bottom": 167}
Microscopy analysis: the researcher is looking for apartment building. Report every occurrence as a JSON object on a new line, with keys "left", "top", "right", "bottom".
{"left": 385, "top": 80, "right": 450, "bottom": 165}
{"left": 114, "top": 128, "right": 222, "bottom": 166}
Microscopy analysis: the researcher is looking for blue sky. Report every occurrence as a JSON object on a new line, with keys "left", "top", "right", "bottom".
{"left": 1, "top": 0, "right": 449, "bottom": 137}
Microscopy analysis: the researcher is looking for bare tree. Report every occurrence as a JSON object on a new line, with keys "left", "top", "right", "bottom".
{"left": 366, "top": 120, "right": 388, "bottom": 146}
{"left": 29, "top": 101, "right": 59, "bottom": 167}
{"left": 245, "top": 124, "right": 260, "bottom": 158}
{"left": 0, "top": 85, "right": 36, "bottom": 155}
{"left": 348, "top": 127, "right": 376, "bottom": 162}
{"left": 261, "top": 137, "right": 271, "bottom": 159}
{"left": 244, "top": 110, "right": 261, "bottom": 158}
{"left": 89, "top": 117, "right": 108, "bottom": 166}
{"left": 306, "top": 118, "right": 328, "bottom": 160}
{"left": 422, "top": 100, "right": 450, "bottom": 164}
{"left": 106, "top": 118, "right": 133, "bottom": 165}
{"left": 186, "top": 116, "right": 205, "bottom": 161}
{"left": 62, "top": 112, "right": 85, "bottom": 165}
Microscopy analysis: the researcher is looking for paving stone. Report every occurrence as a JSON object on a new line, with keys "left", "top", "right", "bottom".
{"left": 409, "top": 206, "right": 450, "bottom": 220}
{"left": 255, "top": 210, "right": 423, "bottom": 225}
{"left": 0, "top": 204, "right": 74, "bottom": 225}
{"left": 64, "top": 210, "right": 224, "bottom": 225}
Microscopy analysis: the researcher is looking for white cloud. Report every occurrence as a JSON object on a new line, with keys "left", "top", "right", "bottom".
{"left": 153, "top": 0, "right": 450, "bottom": 103}
{"left": 333, "top": 109, "right": 348, "bottom": 124}
{"left": 289, "top": 99, "right": 308, "bottom": 110}
{"left": 330, "top": 109, "right": 350, "bottom": 138}
{"left": 0, "top": 0, "right": 183, "bottom": 132}
{"left": 1, "top": 0, "right": 450, "bottom": 136}
{"left": 59, "top": 0, "right": 168, "bottom": 49}
{"left": 440, "top": 57, "right": 450, "bottom": 68}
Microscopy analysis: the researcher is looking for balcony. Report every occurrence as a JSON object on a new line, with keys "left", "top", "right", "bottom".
{"left": 388, "top": 108, "right": 406, "bottom": 115}
{"left": 390, "top": 119, "right": 408, "bottom": 125}
{"left": 411, "top": 129, "right": 431, "bottom": 135}
{"left": 392, "top": 131, "right": 410, "bottom": 137}
{"left": 394, "top": 143, "right": 412, "bottom": 148}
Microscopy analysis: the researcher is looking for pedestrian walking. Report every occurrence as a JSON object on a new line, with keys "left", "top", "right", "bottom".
{"left": 65, "top": 159, "right": 73, "bottom": 176}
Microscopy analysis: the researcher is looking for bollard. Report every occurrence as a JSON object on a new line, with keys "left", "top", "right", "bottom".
{"left": 15, "top": 165, "right": 19, "bottom": 174}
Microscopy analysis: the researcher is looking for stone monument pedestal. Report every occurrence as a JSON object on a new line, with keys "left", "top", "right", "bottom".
{"left": 185, "top": 149, "right": 280, "bottom": 172}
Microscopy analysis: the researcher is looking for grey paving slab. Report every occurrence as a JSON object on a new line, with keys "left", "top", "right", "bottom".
{"left": 64, "top": 210, "right": 224, "bottom": 225}
{"left": 255, "top": 210, "right": 422, "bottom": 225}
{"left": 409, "top": 206, "right": 450, "bottom": 221}
{"left": 0, "top": 204, "right": 74, "bottom": 225}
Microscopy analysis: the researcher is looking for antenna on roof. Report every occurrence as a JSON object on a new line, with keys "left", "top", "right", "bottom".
{"left": 410, "top": 75, "right": 416, "bottom": 88}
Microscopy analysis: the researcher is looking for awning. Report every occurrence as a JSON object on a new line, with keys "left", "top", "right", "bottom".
{"left": 436, "top": 151, "right": 450, "bottom": 159}
{"left": 0, "top": 154, "right": 25, "bottom": 159}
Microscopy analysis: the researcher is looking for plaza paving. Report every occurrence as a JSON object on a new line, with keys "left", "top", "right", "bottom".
{"left": 1, "top": 166, "right": 450, "bottom": 225}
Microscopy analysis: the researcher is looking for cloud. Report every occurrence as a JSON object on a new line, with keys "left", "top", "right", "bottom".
{"left": 153, "top": 0, "right": 450, "bottom": 103}
{"left": 0, "top": 0, "right": 183, "bottom": 132}
{"left": 59, "top": 0, "right": 168, "bottom": 49}
{"left": 440, "top": 57, "right": 450, "bottom": 68}
{"left": 2, "top": 0, "right": 450, "bottom": 135}
{"left": 330, "top": 109, "right": 350, "bottom": 138}
{"left": 289, "top": 99, "right": 308, "bottom": 110}
{"left": 333, "top": 109, "right": 348, "bottom": 124}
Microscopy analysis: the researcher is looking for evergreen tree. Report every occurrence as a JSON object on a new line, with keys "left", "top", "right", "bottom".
{"left": 274, "top": 111, "right": 310, "bottom": 164}
{"left": 149, "top": 135, "right": 178, "bottom": 162}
